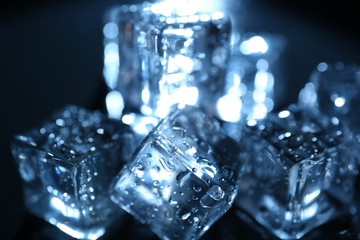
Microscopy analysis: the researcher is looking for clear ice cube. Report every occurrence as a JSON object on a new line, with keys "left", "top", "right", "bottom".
{"left": 298, "top": 62, "right": 360, "bottom": 133}
{"left": 11, "top": 105, "right": 136, "bottom": 240}
{"left": 103, "top": 2, "right": 230, "bottom": 119}
{"left": 103, "top": 4, "right": 149, "bottom": 110}
{"left": 110, "top": 105, "right": 244, "bottom": 240}
{"left": 235, "top": 106, "right": 358, "bottom": 239}
{"left": 216, "top": 32, "right": 286, "bottom": 122}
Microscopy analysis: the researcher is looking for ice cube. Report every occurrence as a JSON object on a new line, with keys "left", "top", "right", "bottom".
{"left": 11, "top": 105, "right": 136, "bottom": 240}
{"left": 103, "top": 4, "right": 149, "bottom": 110}
{"left": 235, "top": 105, "right": 358, "bottom": 239}
{"left": 103, "top": 2, "right": 230, "bottom": 119}
{"left": 110, "top": 105, "right": 244, "bottom": 240}
{"left": 298, "top": 62, "right": 360, "bottom": 133}
{"left": 217, "top": 32, "right": 286, "bottom": 123}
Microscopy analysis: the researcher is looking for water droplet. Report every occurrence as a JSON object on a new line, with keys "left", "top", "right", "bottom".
{"left": 159, "top": 157, "right": 176, "bottom": 172}
{"left": 137, "top": 163, "right": 145, "bottom": 171}
{"left": 152, "top": 165, "right": 160, "bottom": 172}
{"left": 176, "top": 171, "right": 191, "bottom": 187}
{"left": 208, "top": 185, "right": 224, "bottom": 201}
{"left": 221, "top": 166, "right": 233, "bottom": 179}
{"left": 193, "top": 185, "right": 202, "bottom": 192}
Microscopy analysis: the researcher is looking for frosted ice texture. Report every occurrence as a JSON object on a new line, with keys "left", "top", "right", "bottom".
{"left": 11, "top": 105, "right": 136, "bottom": 240}
{"left": 110, "top": 106, "right": 243, "bottom": 240}
{"left": 103, "top": 3, "right": 230, "bottom": 118}
{"left": 235, "top": 106, "right": 358, "bottom": 239}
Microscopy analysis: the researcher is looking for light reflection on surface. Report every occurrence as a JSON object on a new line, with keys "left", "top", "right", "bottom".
{"left": 148, "top": 0, "right": 223, "bottom": 17}
{"left": 240, "top": 36, "right": 269, "bottom": 55}
{"left": 122, "top": 113, "right": 159, "bottom": 145}
{"left": 104, "top": 1, "right": 229, "bottom": 119}
{"left": 50, "top": 197, "right": 80, "bottom": 219}
{"left": 217, "top": 32, "right": 285, "bottom": 122}
{"left": 106, "top": 91, "right": 124, "bottom": 119}
{"left": 103, "top": 43, "right": 120, "bottom": 89}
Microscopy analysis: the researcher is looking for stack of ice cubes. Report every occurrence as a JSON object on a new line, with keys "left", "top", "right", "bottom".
{"left": 11, "top": 0, "right": 360, "bottom": 239}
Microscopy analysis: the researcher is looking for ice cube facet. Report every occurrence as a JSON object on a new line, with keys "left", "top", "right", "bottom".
{"left": 235, "top": 106, "right": 358, "bottom": 239}
{"left": 298, "top": 62, "right": 360, "bottom": 133}
{"left": 11, "top": 105, "right": 136, "bottom": 240}
{"left": 103, "top": 3, "right": 230, "bottom": 119}
{"left": 110, "top": 106, "right": 243, "bottom": 240}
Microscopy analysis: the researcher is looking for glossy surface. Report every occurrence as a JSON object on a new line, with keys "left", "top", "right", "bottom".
{"left": 111, "top": 106, "right": 244, "bottom": 240}
{"left": 11, "top": 105, "right": 135, "bottom": 239}
{"left": 103, "top": 2, "right": 230, "bottom": 118}
{"left": 235, "top": 106, "right": 358, "bottom": 239}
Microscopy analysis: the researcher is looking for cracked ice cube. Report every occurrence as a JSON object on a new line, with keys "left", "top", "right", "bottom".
{"left": 103, "top": 2, "right": 230, "bottom": 118}
{"left": 11, "top": 105, "right": 136, "bottom": 240}
{"left": 110, "top": 106, "right": 243, "bottom": 240}
{"left": 298, "top": 62, "right": 360, "bottom": 133}
{"left": 235, "top": 106, "right": 358, "bottom": 239}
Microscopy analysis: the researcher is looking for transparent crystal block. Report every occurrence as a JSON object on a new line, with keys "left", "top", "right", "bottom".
{"left": 103, "top": 4, "right": 149, "bottom": 110}
{"left": 298, "top": 62, "right": 360, "bottom": 133}
{"left": 103, "top": 2, "right": 230, "bottom": 119}
{"left": 217, "top": 32, "right": 286, "bottom": 122}
{"left": 110, "top": 106, "right": 243, "bottom": 240}
{"left": 235, "top": 106, "right": 358, "bottom": 239}
{"left": 11, "top": 105, "right": 136, "bottom": 240}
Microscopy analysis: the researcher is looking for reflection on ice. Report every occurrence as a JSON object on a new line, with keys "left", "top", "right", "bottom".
{"left": 217, "top": 32, "right": 285, "bottom": 122}
{"left": 298, "top": 62, "right": 360, "bottom": 133}
{"left": 121, "top": 113, "right": 159, "bottom": 146}
{"left": 106, "top": 91, "right": 124, "bottom": 119}
{"left": 103, "top": 2, "right": 230, "bottom": 119}
{"left": 240, "top": 36, "right": 269, "bottom": 55}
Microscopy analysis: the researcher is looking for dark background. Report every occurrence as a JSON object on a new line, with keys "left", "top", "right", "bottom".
{"left": 1, "top": 0, "right": 360, "bottom": 239}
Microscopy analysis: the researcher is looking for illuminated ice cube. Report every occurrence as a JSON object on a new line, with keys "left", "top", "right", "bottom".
{"left": 110, "top": 106, "right": 243, "bottom": 240}
{"left": 103, "top": 2, "right": 230, "bottom": 118}
{"left": 235, "top": 106, "right": 358, "bottom": 239}
{"left": 11, "top": 105, "right": 135, "bottom": 239}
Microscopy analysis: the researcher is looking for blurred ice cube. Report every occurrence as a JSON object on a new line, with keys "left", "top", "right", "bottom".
{"left": 103, "top": 2, "right": 230, "bottom": 119}
{"left": 217, "top": 32, "right": 286, "bottom": 122}
{"left": 299, "top": 62, "right": 360, "bottom": 133}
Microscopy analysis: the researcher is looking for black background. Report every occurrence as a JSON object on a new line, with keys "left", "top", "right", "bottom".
{"left": 1, "top": 0, "right": 360, "bottom": 239}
